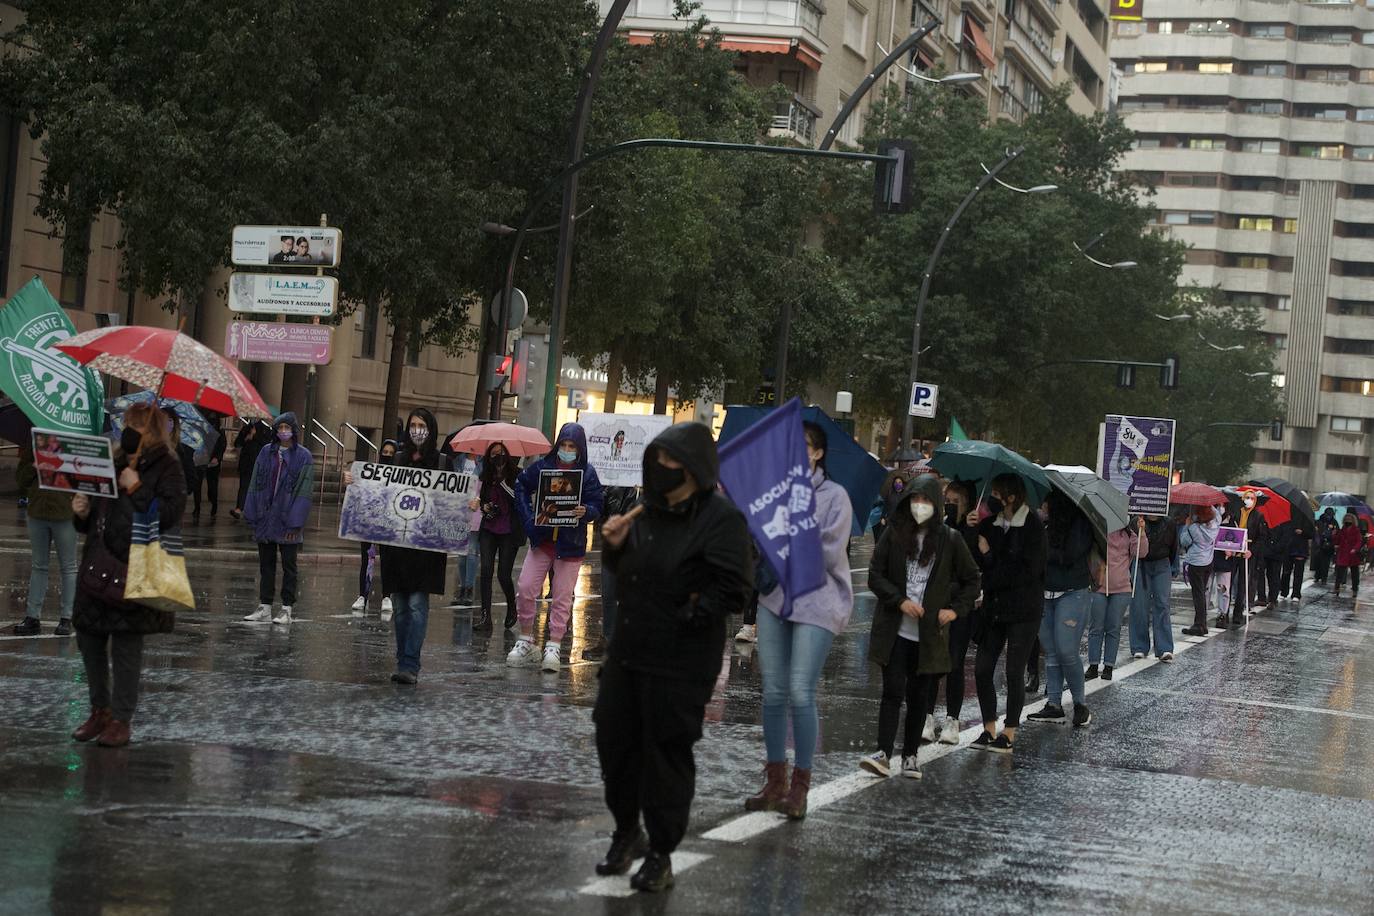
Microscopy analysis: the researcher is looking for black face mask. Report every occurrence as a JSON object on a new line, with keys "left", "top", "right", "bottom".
{"left": 645, "top": 462, "right": 687, "bottom": 497}
{"left": 120, "top": 428, "right": 142, "bottom": 455}
{"left": 944, "top": 503, "right": 960, "bottom": 525}
{"left": 986, "top": 496, "right": 1005, "bottom": 516}
{"left": 379, "top": 452, "right": 395, "bottom": 465}
{"left": 491, "top": 454, "right": 507, "bottom": 467}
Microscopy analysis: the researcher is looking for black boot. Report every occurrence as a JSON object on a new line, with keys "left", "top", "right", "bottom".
{"left": 631, "top": 851, "right": 674, "bottom": 893}
{"left": 503, "top": 607, "right": 518, "bottom": 630}
{"left": 473, "top": 609, "right": 493, "bottom": 633}
{"left": 1024, "top": 668, "right": 1040, "bottom": 694}
{"left": 595, "top": 827, "right": 648, "bottom": 876}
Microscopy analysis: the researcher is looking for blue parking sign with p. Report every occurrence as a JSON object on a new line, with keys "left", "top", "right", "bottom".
{"left": 909, "top": 382, "right": 939, "bottom": 418}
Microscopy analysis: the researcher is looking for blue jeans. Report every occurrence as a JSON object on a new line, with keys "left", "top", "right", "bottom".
{"left": 391, "top": 591, "right": 430, "bottom": 673}
{"left": 1130, "top": 559, "right": 1175, "bottom": 657}
{"left": 457, "top": 553, "right": 479, "bottom": 591}
{"left": 1087, "top": 592, "right": 1130, "bottom": 667}
{"left": 755, "top": 609, "right": 835, "bottom": 770}
{"left": 27, "top": 517, "right": 77, "bottom": 619}
{"left": 1041, "top": 590, "right": 1091, "bottom": 707}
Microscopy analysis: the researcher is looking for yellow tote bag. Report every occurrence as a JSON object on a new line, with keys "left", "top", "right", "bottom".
{"left": 124, "top": 499, "right": 196, "bottom": 612}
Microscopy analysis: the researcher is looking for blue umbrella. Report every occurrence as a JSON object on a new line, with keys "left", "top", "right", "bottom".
{"left": 719, "top": 405, "right": 887, "bottom": 537}
{"left": 107, "top": 391, "right": 220, "bottom": 463}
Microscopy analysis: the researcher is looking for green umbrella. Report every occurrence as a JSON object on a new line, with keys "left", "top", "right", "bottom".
{"left": 1044, "top": 468, "right": 1131, "bottom": 550}
{"left": 929, "top": 440, "right": 1050, "bottom": 506}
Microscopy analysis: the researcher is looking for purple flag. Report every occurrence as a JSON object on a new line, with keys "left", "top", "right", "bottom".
{"left": 718, "top": 398, "right": 825, "bottom": 619}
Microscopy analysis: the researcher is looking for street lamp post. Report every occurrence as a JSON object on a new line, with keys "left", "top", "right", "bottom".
{"left": 898, "top": 146, "right": 1054, "bottom": 458}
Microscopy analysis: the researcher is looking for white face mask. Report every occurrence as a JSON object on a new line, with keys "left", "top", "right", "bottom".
{"left": 911, "top": 501, "right": 935, "bottom": 524}
{"left": 409, "top": 426, "right": 429, "bottom": 446}
{"left": 1243, "top": 498, "right": 1256, "bottom": 508}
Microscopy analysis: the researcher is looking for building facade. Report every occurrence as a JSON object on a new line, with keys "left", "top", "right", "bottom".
{"left": 1112, "top": 0, "right": 1374, "bottom": 497}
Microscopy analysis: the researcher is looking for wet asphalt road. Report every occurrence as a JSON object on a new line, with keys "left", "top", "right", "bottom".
{"left": 1, "top": 511, "right": 1372, "bottom": 915}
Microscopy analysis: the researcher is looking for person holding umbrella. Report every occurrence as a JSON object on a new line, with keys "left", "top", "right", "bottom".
{"left": 1025, "top": 489, "right": 1096, "bottom": 728}
{"left": 468, "top": 440, "right": 524, "bottom": 634}
{"left": 1279, "top": 525, "right": 1310, "bottom": 602}
{"left": 1086, "top": 516, "right": 1147, "bottom": 681}
{"left": 1312, "top": 507, "right": 1338, "bottom": 586}
{"left": 1333, "top": 513, "right": 1363, "bottom": 597}
{"left": 230, "top": 420, "right": 270, "bottom": 520}
{"left": 1237, "top": 489, "right": 1273, "bottom": 609}
{"left": 1180, "top": 507, "right": 1220, "bottom": 637}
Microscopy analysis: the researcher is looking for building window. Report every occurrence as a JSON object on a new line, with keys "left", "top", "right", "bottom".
{"left": 1132, "top": 137, "right": 1161, "bottom": 150}
{"left": 405, "top": 326, "right": 422, "bottom": 367}
{"left": 1132, "top": 61, "right": 1167, "bottom": 74}
{"left": 1250, "top": 24, "right": 1285, "bottom": 39}
{"left": 1157, "top": 22, "right": 1172, "bottom": 35}
{"left": 836, "top": 91, "right": 860, "bottom": 145}
{"left": 1330, "top": 416, "right": 1365, "bottom": 433}
{"left": 1276, "top": 295, "right": 1291, "bottom": 311}
{"left": 59, "top": 222, "right": 90, "bottom": 309}
{"left": 1354, "top": 147, "right": 1374, "bottom": 161}
{"left": 1283, "top": 451, "right": 1311, "bottom": 468}
{"left": 1326, "top": 454, "right": 1370, "bottom": 473}
{"left": 361, "top": 301, "right": 379, "bottom": 359}
{"left": 1327, "top": 337, "right": 1374, "bottom": 355}
{"left": 1188, "top": 138, "right": 1224, "bottom": 150}
{"left": 1358, "top": 109, "right": 1374, "bottom": 122}
{"left": 1296, "top": 144, "right": 1344, "bottom": 159}
{"left": 1244, "top": 101, "right": 1283, "bottom": 114}
{"left": 1233, "top": 255, "right": 1270, "bottom": 269}
{"left": 1248, "top": 64, "right": 1286, "bottom": 77}
{"left": 1241, "top": 139, "right": 1281, "bottom": 154}
{"left": 1269, "top": 334, "right": 1288, "bottom": 350}
{"left": 844, "top": 2, "right": 869, "bottom": 53}
{"left": 1198, "top": 62, "right": 1233, "bottom": 74}
{"left": 1253, "top": 448, "right": 1282, "bottom": 464}
{"left": 1323, "top": 377, "right": 1374, "bottom": 395}
{"left": 1304, "top": 69, "right": 1348, "bottom": 82}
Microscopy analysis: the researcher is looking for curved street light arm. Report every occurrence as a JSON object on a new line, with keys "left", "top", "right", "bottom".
{"left": 820, "top": 18, "right": 941, "bottom": 151}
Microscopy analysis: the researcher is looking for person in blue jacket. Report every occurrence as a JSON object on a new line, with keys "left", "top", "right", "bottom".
{"left": 507, "top": 423, "right": 604, "bottom": 673}
{"left": 242, "top": 412, "right": 314, "bottom": 625}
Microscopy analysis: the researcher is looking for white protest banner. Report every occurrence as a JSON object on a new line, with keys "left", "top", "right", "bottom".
{"left": 581, "top": 412, "right": 673, "bottom": 487}
{"left": 338, "top": 461, "right": 474, "bottom": 553}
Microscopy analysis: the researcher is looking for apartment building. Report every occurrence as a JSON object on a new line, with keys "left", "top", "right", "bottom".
{"left": 1112, "top": 0, "right": 1374, "bottom": 496}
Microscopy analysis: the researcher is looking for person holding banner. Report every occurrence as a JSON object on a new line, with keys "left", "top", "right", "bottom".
{"left": 1180, "top": 508, "right": 1220, "bottom": 637}
{"left": 593, "top": 422, "right": 752, "bottom": 892}
{"left": 1085, "top": 517, "right": 1148, "bottom": 682}
{"left": 12, "top": 447, "right": 78, "bottom": 637}
{"left": 508, "top": 423, "right": 604, "bottom": 673}
{"left": 68, "top": 401, "right": 186, "bottom": 748}
{"left": 1129, "top": 516, "right": 1177, "bottom": 661}
{"left": 243, "top": 413, "right": 314, "bottom": 625}
{"left": 746, "top": 421, "right": 853, "bottom": 819}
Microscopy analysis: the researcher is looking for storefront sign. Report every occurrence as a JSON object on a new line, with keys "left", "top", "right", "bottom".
{"left": 225, "top": 321, "right": 333, "bottom": 365}
{"left": 229, "top": 273, "right": 337, "bottom": 316}
{"left": 231, "top": 226, "right": 342, "bottom": 268}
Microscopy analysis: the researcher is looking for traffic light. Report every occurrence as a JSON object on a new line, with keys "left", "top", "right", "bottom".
{"left": 510, "top": 339, "right": 531, "bottom": 396}
{"left": 1116, "top": 363, "right": 1135, "bottom": 389}
{"left": 1270, "top": 418, "right": 1284, "bottom": 442}
{"left": 874, "top": 139, "right": 916, "bottom": 215}
{"left": 1160, "top": 354, "right": 1180, "bottom": 390}
{"left": 485, "top": 353, "right": 512, "bottom": 392}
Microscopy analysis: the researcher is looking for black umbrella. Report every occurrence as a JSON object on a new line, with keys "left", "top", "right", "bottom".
{"left": 1249, "top": 477, "right": 1316, "bottom": 535}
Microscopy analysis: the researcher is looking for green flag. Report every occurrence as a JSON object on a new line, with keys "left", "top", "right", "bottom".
{"left": 949, "top": 416, "right": 969, "bottom": 442}
{"left": 0, "top": 277, "right": 104, "bottom": 434}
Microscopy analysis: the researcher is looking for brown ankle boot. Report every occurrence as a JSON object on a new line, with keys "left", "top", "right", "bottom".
{"left": 72, "top": 707, "right": 112, "bottom": 743}
{"left": 743, "top": 761, "right": 789, "bottom": 812}
{"left": 96, "top": 719, "right": 131, "bottom": 748}
{"left": 781, "top": 767, "right": 812, "bottom": 820}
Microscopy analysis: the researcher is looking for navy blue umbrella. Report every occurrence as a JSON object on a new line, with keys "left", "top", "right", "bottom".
{"left": 719, "top": 405, "right": 886, "bottom": 537}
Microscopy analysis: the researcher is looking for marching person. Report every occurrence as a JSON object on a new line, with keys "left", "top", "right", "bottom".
{"left": 1265, "top": 519, "right": 1293, "bottom": 608}
{"left": 1279, "top": 524, "right": 1310, "bottom": 602}
{"left": 860, "top": 474, "right": 979, "bottom": 779}
{"left": 1129, "top": 514, "right": 1176, "bottom": 661}
{"left": 922, "top": 479, "right": 981, "bottom": 744}
{"left": 586, "top": 484, "right": 638, "bottom": 661}
{"left": 230, "top": 419, "right": 270, "bottom": 520}
{"left": 351, "top": 439, "right": 397, "bottom": 618}
{"left": 508, "top": 423, "right": 604, "bottom": 672}
{"left": 1085, "top": 516, "right": 1147, "bottom": 682}
{"left": 1312, "top": 507, "right": 1337, "bottom": 586}
{"left": 1333, "top": 514, "right": 1363, "bottom": 597}
{"left": 242, "top": 413, "right": 314, "bottom": 625}
{"left": 870, "top": 469, "right": 908, "bottom": 546}
{"left": 1026, "top": 489, "right": 1095, "bottom": 728}
{"left": 449, "top": 449, "right": 481, "bottom": 606}
{"left": 592, "top": 423, "right": 751, "bottom": 893}
{"left": 347, "top": 410, "right": 447, "bottom": 684}
{"left": 193, "top": 414, "right": 226, "bottom": 520}
{"left": 744, "top": 421, "right": 853, "bottom": 819}
{"left": 971, "top": 474, "right": 1046, "bottom": 752}
{"left": 1239, "top": 491, "right": 1272, "bottom": 609}
{"left": 1180, "top": 507, "right": 1220, "bottom": 637}
{"left": 468, "top": 440, "right": 524, "bottom": 634}
{"left": 69, "top": 401, "right": 185, "bottom": 747}
{"left": 12, "top": 446, "right": 78, "bottom": 636}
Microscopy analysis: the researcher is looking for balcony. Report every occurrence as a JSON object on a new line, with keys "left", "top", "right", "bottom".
{"left": 769, "top": 96, "right": 820, "bottom": 145}
{"left": 1005, "top": 17, "right": 1057, "bottom": 84}
{"left": 609, "top": 0, "right": 824, "bottom": 40}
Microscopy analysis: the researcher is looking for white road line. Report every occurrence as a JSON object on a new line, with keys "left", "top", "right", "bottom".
{"left": 1117, "top": 684, "right": 1374, "bottom": 721}
{"left": 578, "top": 851, "right": 713, "bottom": 897}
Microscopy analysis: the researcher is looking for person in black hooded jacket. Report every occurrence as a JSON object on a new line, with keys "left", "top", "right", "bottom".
{"left": 592, "top": 422, "right": 751, "bottom": 894}
{"left": 344, "top": 409, "right": 446, "bottom": 685}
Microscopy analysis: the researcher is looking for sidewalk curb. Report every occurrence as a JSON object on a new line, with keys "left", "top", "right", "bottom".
{"left": 0, "top": 545, "right": 357, "bottom": 563}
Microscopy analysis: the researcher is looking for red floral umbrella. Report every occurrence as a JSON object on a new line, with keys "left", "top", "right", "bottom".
{"left": 1235, "top": 485, "right": 1292, "bottom": 528}
{"left": 1170, "top": 481, "right": 1225, "bottom": 507}
{"left": 55, "top": 326, "right": 273, "bottom": 419}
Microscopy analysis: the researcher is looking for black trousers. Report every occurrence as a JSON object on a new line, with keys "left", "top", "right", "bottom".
{"left": 1312, "top": 548, "right": 1332, "bottom": 584}
{"left": 358, "top": 542, "right": 372, "bottom": 596}
{"left": 258, "top": 542, "right": 300, "bottom": 605}
{"left": 594, "top": 661, "right": 708, "bottom": 855}
{"left": 197, "top": 465, "right": 220, "bottom": 514}
{"left": 1279, "top": 558, "right": 1306, "bottom": 598}
{"left": 928, "top": 607, "right": 975, "bottom": 719}
{"left": 1187, "top": 563, "right": 1212, "bottom": 629}
{"left": 77, "top": 631, "right": 145, "bottom": 722}
{"left": 878, "top": 636, "right": 930, "bottom": 758}
{"left": 1264, "top": 558, "right": 1283, "bottom": 604}
{"left": 1336, "top": 564, "right": 1361, "bottom": 593}
{"left": 235, "top": 468, "right": 253, "bottom": 511}
{"left": 975, "top": 617, "right": 1039, "bottom": 729}
{"left": 479, "top": 528, "right": 521, "bottom": 613}
{"left": 1248, "top": 554, "right": 1268, "bottom": 605}
{"left": 743, "top": 589, "right": 758, "bottom": 627}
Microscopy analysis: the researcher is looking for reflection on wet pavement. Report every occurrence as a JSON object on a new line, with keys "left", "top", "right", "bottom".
{"left": 2, "top": 528, "right": 1372, "bottom": 915}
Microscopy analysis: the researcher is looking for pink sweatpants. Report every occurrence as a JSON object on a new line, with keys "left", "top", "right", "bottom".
{"left": 516, "top": 543, "right": 581, "bottom": 641}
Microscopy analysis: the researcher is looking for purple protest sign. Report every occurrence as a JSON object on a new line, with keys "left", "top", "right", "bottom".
{"left": 1098, "top": 414, "right": 1176, "bottom": 516}
{"left": 225, "top": 321, "right": 333, "bottom": 365}
{"left": 718, "top": 397, "right": 825, "bottom": 619}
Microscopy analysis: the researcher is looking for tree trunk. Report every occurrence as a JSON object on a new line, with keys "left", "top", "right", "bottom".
{"left": 603, "top": 342, "right": 624, "bottom": 414}
{"left": 383, "top": 314, "right": 409, "bottom": 442}
{"left": 653, "top": 372, "right": 670, "bottom": 416}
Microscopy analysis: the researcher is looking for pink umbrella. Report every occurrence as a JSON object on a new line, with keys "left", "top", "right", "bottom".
{"left": 447, "top": 422, "right": 550, "bottom": 458}
{"left": 55, "top": 326, "right": 273, "bottom": 419}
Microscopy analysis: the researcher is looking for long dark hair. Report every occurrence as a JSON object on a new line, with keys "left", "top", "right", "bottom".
{"left": 888, "top": 495, "right": 939, "bottom": 566}
{"left": 1045, "top": 488, "right": 1081, "bottom": 549}
{"left": 479, "top": 440, "right": 517, "bottom": 487}
{"left": 803, "top": 421, "right": 828, "bottom": 479}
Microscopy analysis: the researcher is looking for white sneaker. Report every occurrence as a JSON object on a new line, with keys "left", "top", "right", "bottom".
{"left": 273, "top": 605, "right": 293, "bottom": 625}
{"left": 541, "top": 643, "right": 561, "bottom": 673}
{"left": 244, "top": 604, "right": 272, "bottom": 622}
{"left": 506, "top": 638, "right": 537, "bottom": 667}
{"left": 1159, "top": 652, "right": 1174, "bottom": 663}
{"left": 939, "top": 717, "right": 960, "bottom": 745}
{"left": 380, "top": 598, "right": 394, "bottom": 623}
{"left": 921, "top": 717, "right": 936, "bottom": 744}
{"left": 900, "top": 755, "right": 922, "bottom": 780}
{"left": 859, "top": 750, "right": 891, "bottom": 777}
{"left": 1131, "top": 652, "right": 1146, "bottom": 660}
{"left": 351, "top": 595, "right": 366, "bottom": 616}
{"left": 734, "top": 624, "right": 756, "bottom": 643}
